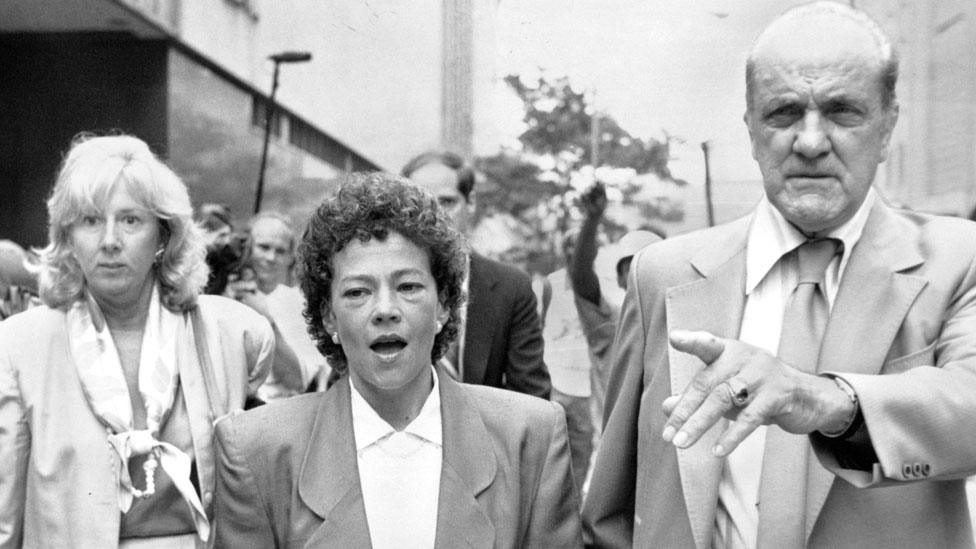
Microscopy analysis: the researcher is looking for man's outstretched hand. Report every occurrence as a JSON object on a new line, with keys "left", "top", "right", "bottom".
{"left": 662, "top": 330, "right": 854, "bottom": 457}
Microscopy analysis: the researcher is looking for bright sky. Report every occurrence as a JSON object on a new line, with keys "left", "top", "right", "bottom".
{"left": 492, "top": 0, "right": 812, "bottom": 184}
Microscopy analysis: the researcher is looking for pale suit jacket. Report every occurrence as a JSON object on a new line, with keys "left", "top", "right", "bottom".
{"left": 583, "top": 200, "right": 976, "bottom": 548}
{"left": 0, "top": 295, "right": 274, "bottom": 548}
{"left": 212, "top": 368, "right": 583, "bottom": 548}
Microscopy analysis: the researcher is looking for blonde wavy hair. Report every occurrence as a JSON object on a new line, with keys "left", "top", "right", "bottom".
{"left": 36, "top": 134, "right": 209, "bottom": 312}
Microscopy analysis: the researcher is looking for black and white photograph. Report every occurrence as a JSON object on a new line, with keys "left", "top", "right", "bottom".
{"left": 2, "top": 1, "right": 976, "bottom": 547}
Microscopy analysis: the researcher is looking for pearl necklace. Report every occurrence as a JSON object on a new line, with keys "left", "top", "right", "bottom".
{"left": 130, "top": 449, "right": 160, "bottom": 499}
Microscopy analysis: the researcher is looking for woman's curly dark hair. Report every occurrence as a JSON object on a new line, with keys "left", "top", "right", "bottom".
{"left": 299, "top": 172, "right": 468, "bottom": 374}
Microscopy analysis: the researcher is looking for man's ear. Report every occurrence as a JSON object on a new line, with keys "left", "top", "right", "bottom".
{"left": 744, "top": 110, "right": 760, "bottom": 161}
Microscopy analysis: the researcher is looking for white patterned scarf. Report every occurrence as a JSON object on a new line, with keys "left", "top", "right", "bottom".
{"left": 67, "top": 285, "right": 210, "bottom": 541}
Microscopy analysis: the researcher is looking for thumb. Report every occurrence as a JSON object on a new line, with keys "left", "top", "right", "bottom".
{"left": 669, "top": 329, "right": 725, "bottom": 365}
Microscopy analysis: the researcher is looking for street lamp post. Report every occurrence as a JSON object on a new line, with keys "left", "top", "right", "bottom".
{"left": 253, "top": 51, "right": 312, "bottom": 214}
{"left": 701, "top": 140, "right": 715, "bottom": 227}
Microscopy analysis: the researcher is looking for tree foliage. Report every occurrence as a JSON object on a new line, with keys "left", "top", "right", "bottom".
{"left": 503, "top": 74, "right": 672, "bottom": 179}
{"left": 473, "top": 73, "right": 682, "bottom": 272}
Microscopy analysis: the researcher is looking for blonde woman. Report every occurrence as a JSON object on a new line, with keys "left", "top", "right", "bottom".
{"left": 0, "top": 134, "right": 273, "bottom": 547}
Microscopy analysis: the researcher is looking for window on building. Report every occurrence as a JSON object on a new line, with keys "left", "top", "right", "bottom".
{"left": 290, "top": 117, "right": 348, "bottom": 169}
{"left": 251, "top": 96, "right": 283, "bottom": 139}
{"left": 250, "top": 95, "right": 376, "bottom": 172}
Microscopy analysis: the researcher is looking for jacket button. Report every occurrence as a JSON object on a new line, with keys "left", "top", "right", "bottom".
{"left": 204, "top": 491, "right": 213, "bottom": 505}
{"left": 902, "top": 464, "right": 913, "bottom": 477}
{"left": 922, "top": 463, "right": 931, "bottom": 476}
{"left": 912, "top": 463, "right": 923, "bottom": 476}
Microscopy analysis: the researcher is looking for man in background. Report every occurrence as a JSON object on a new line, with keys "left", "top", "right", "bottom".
{"left": 403, "top": 151, "right": 550, "bottom": 399}
{"left": 570, "top": 182, "right": 662, "bottom": 432}
{"left": 226, "top": 213, "right": 329, "bottom": 399}
{"left": 542, "top": 226, "right": 596, "bottom": 494}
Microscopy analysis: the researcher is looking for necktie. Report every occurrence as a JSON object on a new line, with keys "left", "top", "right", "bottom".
{"left": 756, "top": 238, "right": 841, "bottom": 549}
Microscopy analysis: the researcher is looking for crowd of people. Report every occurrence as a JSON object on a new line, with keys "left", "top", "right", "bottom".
{"left": 3, "top": 2, "right": 976, "bottom": 547}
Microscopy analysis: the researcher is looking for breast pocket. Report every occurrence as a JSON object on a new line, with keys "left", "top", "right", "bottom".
{"left": 882, "top": 341, "right": 937, "bottom": 374}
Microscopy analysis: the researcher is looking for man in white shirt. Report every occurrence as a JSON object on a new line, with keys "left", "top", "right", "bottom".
{"left": 569, "top": 182, "right": 663, "bottom": 434}
{"left": 584, "top": 2, "right": 976, "bottom": 547}
{"left": 546, "top": 188, "right": 664, "bottom": 495}
{"left": 226, "top": 213, "right": 328, "bottom": 399}
{"left": 543, "top": 228, "right": 598, "bottom": 494}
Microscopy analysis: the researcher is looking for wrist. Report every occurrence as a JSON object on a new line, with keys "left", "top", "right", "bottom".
{"left": 818, "top": 375, "right": 861, "bottom": 438}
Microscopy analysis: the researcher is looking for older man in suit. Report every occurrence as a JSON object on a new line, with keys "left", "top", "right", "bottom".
{"left": 583, "top": 2, "right": 976, "bottom": 548}
{"left": 402, "top": 151, "right": 551, "bottom": 399}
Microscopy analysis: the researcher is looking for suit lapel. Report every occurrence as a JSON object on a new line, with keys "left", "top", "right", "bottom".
{"left": 463, "top": 254, "right": 495, "bottom": 385}
{"left": 298, "top": 372, "right": 499, "bottom": 547}
{"left": 805, "top": 200, "right": 926, "bottom": 539}
{"left": 180, "top": 317, "right": 218, "bottom": 518}
{"left": 666, "top": 216, "right": 750, "bottom": 549}
{"left": 299, "top": 378, "right": 373, "bottom": 547}
{"left": 434, "top": 369, "right": 497, "bottom": 548}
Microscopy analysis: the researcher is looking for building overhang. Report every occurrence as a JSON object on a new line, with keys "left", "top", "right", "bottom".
{"left": 1, "top": 0, "right": 383, "bottom": 172}
{"left": 0, "top": 0, "right": 169, "bottom": 39}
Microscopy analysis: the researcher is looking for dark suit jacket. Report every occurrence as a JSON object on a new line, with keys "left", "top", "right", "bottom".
{"left": 583, "top": 200, "right": 976, "bottom": 548}
{"left": 213, "top": 368, "right": 582, "bottom": 548}
{"left": 464, "top": 253, "right": 550, "bottom": 399}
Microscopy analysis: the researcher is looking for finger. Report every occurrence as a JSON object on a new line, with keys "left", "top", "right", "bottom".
{"left": 667, "top": 381, "right": 740, "bottom": 449}
{"left": 712, "top": 402, "right": 767, "bottom": 457}
{"left": 661, "top": 369, "right": 726, "bottom": 443}
{"left": 665, "top": 392, "right": 735, "bottom": 422}
{"left": 662, "top": 394, "right": 681, "bottom": 417}
{"left": 669, "top": 330, "right": 726, "bottom": 365}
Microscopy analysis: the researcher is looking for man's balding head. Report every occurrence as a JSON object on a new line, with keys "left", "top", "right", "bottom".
{"left": 743, "top": 1, "right": 899, "bottom": 234}
{"left": 402, "top": 151, "right": 476, "bottom": 234}
{"left": 746, "top": 1, "right": 898, "bottom": 113}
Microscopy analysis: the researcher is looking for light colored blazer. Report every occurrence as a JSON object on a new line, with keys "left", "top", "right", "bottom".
{"left": 583, "top": 200, "right": 976, "bottom": 548}
{"left": 213, "top": 368, "right": 583, "bottom": 548}
{"left": 0, "top": 295, "right": 274, "bottom": 548}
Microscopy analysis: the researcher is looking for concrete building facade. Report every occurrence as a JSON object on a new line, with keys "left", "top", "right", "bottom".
{"left": 860, "top": 0, "right": 976, "bottom": 216}
{"left": 0, "top": 0, "right": 492, "bottom": 246}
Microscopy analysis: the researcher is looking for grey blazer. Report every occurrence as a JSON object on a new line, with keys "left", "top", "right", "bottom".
{"left": 583, "top": 200, "right": 976, "bottom": 548}
{"left": 213, "top": 368, "right": 583, "bottom": 548}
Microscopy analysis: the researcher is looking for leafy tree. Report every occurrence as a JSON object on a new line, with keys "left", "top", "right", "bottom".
{"left": 502, "top": 74, "right": 673, "bottom": 179}
{"left": 473, "top": 73, "right": 683, "bottom": 273}
{"left": 474, "top": 149, "right": 556, "bottom": 219}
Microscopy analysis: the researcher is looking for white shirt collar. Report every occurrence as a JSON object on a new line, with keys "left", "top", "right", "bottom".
{"left": 745, "top": 187, "right": 876, "bottom": 294}
{"left": 349, "top": 367, "right": 442, "bottom": 451}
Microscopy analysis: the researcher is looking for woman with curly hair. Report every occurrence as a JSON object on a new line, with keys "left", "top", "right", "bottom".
{"left": 213, "top": 172, "right": 582, "bottom": 548}
{"left": 0, "top": 134, "right": 274, "bottom": 547}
